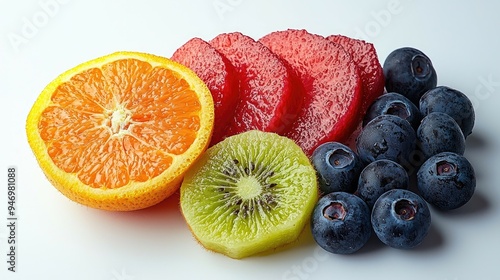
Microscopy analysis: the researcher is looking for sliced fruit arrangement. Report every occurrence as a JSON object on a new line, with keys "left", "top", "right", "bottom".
{"left": 326, "top": 34, "right": 385, "bottom": 116}
{"left": 210, "top": 32, "right": 302, "bottom": 139}
{"left": 259, "top": 29, "right": 364, "bottom": 155}
{"left": 172, "top": 29, "right": 384, "bottom": 154}
{"left": 27, "top": 28, "right": 480, "bottom": 259}
{"left": 180, "top": 130, "right": 318, "bottom": 259}
{"left": 26, "top": 51, "right": 214, "bottom": 211}
{"left": 168, "top": 29, "right": 387, "bottom": 257}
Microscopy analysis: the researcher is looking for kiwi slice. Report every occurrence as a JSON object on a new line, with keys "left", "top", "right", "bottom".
{"left": 180, "top": 130, "right": 318, "bottom": 259}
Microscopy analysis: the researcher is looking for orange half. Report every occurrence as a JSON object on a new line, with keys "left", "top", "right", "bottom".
{"left": 26, "top": 51, "right": 214, "bottom": 211}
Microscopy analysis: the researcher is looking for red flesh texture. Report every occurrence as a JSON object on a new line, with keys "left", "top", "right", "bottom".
{"left": 327, "top": 35, "right": 385, "bottom": 118}
{"left": 171, "top": 37, "right": 239, "bottom": 146}
{"left": 209, "top": 32, "right": 302, "bottom": 138}
{"left": 259, "top": 29, "right": 363, "bottom": 156}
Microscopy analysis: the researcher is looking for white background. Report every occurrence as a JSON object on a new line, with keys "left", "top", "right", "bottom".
{"left": 1, "top": 1, "right": 500, "bottom": 279}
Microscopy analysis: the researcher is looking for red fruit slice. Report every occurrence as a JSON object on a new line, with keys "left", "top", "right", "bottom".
{"left": 171, "top": 37, "right": 239, "bottom": 146}
{"left": 327, "top": 35, "right": 385, "bottom": 115}
{"left": 259, "top": 29, "right": 363, "bottom": 155}
{"left": 209, "top": 32, "right": 301, "bottom": 138}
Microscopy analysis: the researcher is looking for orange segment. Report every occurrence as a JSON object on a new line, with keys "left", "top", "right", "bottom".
{"left": 26, "top": 51, "right": 214, "bottom": 211}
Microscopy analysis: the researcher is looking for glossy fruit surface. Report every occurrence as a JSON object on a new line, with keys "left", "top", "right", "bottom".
{"left": 327, "top": 34, "right": 385, "bottom": 116}
{"left": 180, "top": 130, "right": 318, "bottom": 259}
{"left": 26, "top": 51, "right": 214, "bottom": 211}
{"left": 417, "top": 112, "right": 466, "bottom": 159}
{"left": 356, "top": 115, "right": 416, "bottom": 165}
{"left": 210, "top": 32, "right": 302, "bottom": 138}
{"left": 419, "top": 86, "right": 475, "bottom": 138}
{"left": 260, "top": 29, "right": 363, "bottom": 155}
{"left": 383, "top": 47, "right": 437, "bottom": 105}
{"left": 311, "top": 192, "right": 371, "bottom": 254}
{"left": 417, "top": 152, "right": 476, "bottom": 210}
{"left": 363, "top": 92, "right": 421, "bottom": 129}
{"left": 311, "top": 142, "right": 364, "bottom": 195}
{"left": 171, "top": 37, "right": 239, "bottom": 146}
{"left": 355, "top": 159, "right": 409, "bottom": 209}
{"left": 371, "top": 189, "right": 431, "bottom": 249}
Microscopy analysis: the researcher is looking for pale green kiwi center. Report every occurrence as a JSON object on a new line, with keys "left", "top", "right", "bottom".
{"left": 236, "top": 176, "right": 263, "bottom": 200}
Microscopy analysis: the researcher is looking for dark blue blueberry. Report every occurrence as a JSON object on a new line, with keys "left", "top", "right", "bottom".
{"left": 363, "top": 92, "right": 422, "bottom": 129}
{"left": 356, "top": 115, "right": 416, "bottom": 165}
{"left": 383, "top": 47, "right": 438, "bottom": 105}
{"left": 311, "top": 142, "right": 364, "bottom": 195}
{"left": 417, "top": 152, "right": 476, "bottom": 210}
{"left": 419, "top": 86, "right": 475, "bottom": 138}
{"left": 417, "top": 112, "right": 465, "bottom": 159}
{"left": 355, "top": 160, "right": 409, "bottom": 209}
{"left": 371, "top": 189, "right": 431, "bottom": 249}
{"left": 311, "top": 192, "right": 371, "bottom": 254}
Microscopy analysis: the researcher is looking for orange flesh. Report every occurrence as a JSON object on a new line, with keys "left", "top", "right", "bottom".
{"left": 38, "top": 59, "right": 202, "bottom": 189}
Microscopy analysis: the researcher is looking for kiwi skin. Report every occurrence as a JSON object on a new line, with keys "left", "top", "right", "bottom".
{"left": 180, "top": 130, "right": 318, "bottom": 259}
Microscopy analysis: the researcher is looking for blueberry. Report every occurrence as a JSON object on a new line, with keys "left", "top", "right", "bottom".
{"left": 417, "top": 112, "right": 465, "bottom": 159}
{"left": 355, "top": 160, "right": 409, "bottom": 209}
{"left": 371, "top": 189, "right": 431, "bottom": 249}
{"left": 311, "top": 192, "right": 371, "bottom": 254}
{"left": 363, "top": 92, "right": 422, "bottom": 129}
{"left": 383, "top": 47, "right": 438, "bottom": 105}
{"left": 419, "top": 86, "right": 475, "bottom": 138}
{"left": 356, "top": 115, "right": 416, "bottom": 165}
{"left": 417, "top": 152, "right": 476, "bottom": 210}
{"left": 311, "top": 142, "right": 364, "bottom": 195}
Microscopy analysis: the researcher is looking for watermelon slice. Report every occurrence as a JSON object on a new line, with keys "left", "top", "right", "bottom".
{"left": 171, "top": 37, "right": 239, "bottom": 146}
{"left": 210, "top": 32, "right": 302, "bottom": 138}
{"left": 260, "top": 29, "right": 363, "bottom": 155}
